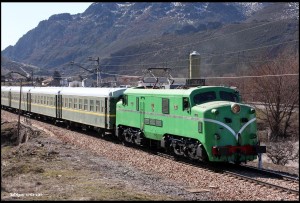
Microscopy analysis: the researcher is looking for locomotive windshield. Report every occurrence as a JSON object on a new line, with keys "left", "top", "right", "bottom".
{"left": 193, "top": 90, "right": 239, "bottom": 105}
{"left": 193, "top": 91, "right": 216, "bottom": 104}
{"left": 219, "top": 91, "right": 239, "bottom": 102}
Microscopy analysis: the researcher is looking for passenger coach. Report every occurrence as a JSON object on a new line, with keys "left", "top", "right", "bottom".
{"left": 1, "top": 86, "right": 126, "bottom": 135}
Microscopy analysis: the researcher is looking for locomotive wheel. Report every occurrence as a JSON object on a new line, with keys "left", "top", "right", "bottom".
{"left": 100, "top": 131, "right": 106, "bottom": 139}
{"left": 197, "top": 145, "right": 209, "bottom": 162}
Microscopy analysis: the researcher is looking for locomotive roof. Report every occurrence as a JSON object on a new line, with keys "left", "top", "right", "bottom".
{"left": 124, "top": 86, "right": 237, "bottom": 96}
{"left": 1, "top": 86, "right": 127, "bottom": 98}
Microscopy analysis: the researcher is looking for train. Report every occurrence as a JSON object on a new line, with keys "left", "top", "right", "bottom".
{"left": 1, "top": 85, "right": 266, "bottom": 164}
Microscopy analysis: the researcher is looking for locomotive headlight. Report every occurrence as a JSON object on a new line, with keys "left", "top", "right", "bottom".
{"left": 231, "top": 103, "right": 240, "bottom": 114}
{"left": 249, "top": 108, "right": 255, "bottom": 114}
{"left": 214, "top": 133, "right": 220, "bottom": 140}
{"left": 211, "top": 109, "right": 219, "bottom": 115}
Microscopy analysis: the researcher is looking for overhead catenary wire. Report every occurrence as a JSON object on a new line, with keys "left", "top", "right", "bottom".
{"left": 99, "top": 72, "right": 299, "bottom": 79}
{"left": 102, "top": 18, "right": 297, "bottom": 59}
{"left": 56, "top": 17, "right": 299, "bottom": 81}
{"left": 68, "top": 39, "right": 298, "bottom": 69}
{"left": 63, "top": 17, "right": 298, "bottom": 69}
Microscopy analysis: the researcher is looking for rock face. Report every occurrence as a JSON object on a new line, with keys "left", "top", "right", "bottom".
{"left": 1, "top": 3, "right": 298, "bottom": 76}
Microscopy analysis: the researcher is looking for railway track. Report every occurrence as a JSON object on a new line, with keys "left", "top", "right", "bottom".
{"left": 2, "top": 109, "right": 299, "bottom": 197}
{"left": 121, "top": 139, "right": 299, "bottom": 196}
{"left": 146, "top": 150, "right": 299, "bottom": 196}
{"left": 222, "top": 170, "right": 299, "bottom": 195}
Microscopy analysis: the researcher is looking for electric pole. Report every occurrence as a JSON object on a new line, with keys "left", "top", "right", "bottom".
{"left": 17, "top": 79, "right": 22, "bottom": 145}
{"left": 88, "top": 57, "right": 101, "bottom": 87}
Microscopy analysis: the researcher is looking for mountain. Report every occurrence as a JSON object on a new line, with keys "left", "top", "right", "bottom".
{"left": 1, "top": 2, "right": 299, "bottom": 78}
{"left": 1, "top": 56, "right": 40, "bottom": 78}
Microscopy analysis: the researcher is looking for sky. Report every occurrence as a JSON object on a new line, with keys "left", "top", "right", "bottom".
{"left": 1, "top": 2, "right": 93, "bottom": 51}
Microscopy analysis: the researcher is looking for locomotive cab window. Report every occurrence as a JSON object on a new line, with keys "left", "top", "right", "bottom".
{"left": 183, "top": 97, "right": 190, "bottom": 110}
{"left": 193, "top": 91, "right": 216, "bottom": 105}
{"left": 219, "top": 91, "right": 239, "bottom": 102}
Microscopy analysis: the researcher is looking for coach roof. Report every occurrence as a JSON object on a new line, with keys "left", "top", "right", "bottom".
{"left": 2, "top": 86, "right": 127, "bottom": 97}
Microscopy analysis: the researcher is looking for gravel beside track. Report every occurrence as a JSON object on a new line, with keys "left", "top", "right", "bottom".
{"left": 1, "top": 110, "right": 299, "bottom": 200}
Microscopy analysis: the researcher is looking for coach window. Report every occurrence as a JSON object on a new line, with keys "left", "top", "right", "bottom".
{"left": 79, "top": 99, "right": 82, "bottom": 110}
{"left": 65, "top": 98, "right": 69, "bottom": 108}
{"left": 69, "top": 98, "right": 73, "bottom": 109}
{"left": 84, "top": 99, "right": 88, "bottom": 111}
{"left": 74, "top": 98, "right": 77, "bottom": 109}
{"left": 96, "top": 100, "right": 100, "bottom": 112}
{"left": 101, "top": 101, "right": 104, "bottom": 112}
{"left": 90, "top": 100, "right": 94, "bottom": 112}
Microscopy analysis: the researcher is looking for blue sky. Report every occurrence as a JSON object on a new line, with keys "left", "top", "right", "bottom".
{"left": 1, "top": 2, "right": 92, "bottom": 51}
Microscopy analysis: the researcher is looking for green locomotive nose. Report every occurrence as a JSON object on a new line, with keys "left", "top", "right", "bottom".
{"left": 195, "top": 101, "right": 265, "bottom": 162}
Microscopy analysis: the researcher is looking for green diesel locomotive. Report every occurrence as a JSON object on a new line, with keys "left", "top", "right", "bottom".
{"left": 116, "top": 86, "right": 266, "bottom": 164}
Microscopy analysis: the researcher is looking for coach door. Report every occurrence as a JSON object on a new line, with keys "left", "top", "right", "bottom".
{"left": 27, "top": 92, "right": 31, "bottom": 112}
{"left": 104, "top": 98, "right": 108, "bottom": 128}
{"left": 8, "top": 91, "right": 11, "bottom": 107}
{"left": 55, "top": 94, "right": 62, "bottom": 119}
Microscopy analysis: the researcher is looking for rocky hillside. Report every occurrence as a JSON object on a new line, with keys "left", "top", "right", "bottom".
{"left": 1, "top": 2, "right": 299, "bottom": 78}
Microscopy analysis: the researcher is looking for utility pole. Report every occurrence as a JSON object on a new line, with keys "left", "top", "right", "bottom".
{"left": 88, "top": 57, "right": 101, "bottom": 87}
{"left": 31, "top": 69, "right": 34, "bottom": 86}
{"left": 17, "top": 79, "right": 22, "bottom": 145}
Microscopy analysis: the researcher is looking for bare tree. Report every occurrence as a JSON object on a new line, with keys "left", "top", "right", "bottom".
{"left": 267, "top": 141, "right": 299, "bottom": 165}
{"left": 248, "top": 53, "right": 299, "bottom": 141}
